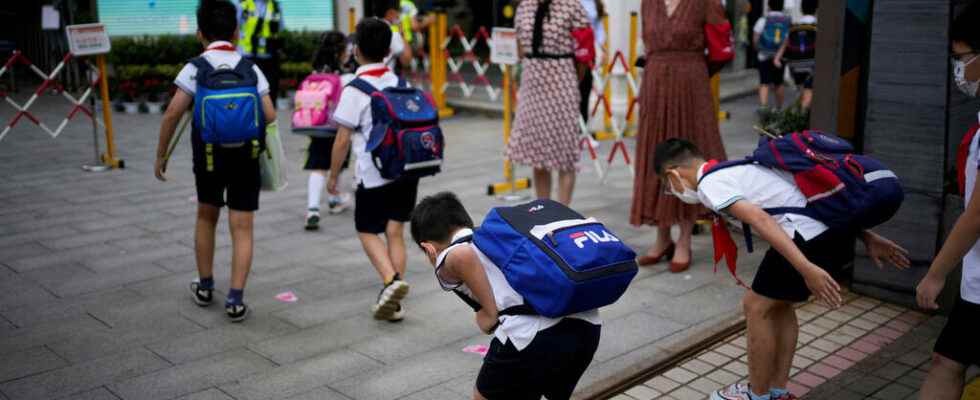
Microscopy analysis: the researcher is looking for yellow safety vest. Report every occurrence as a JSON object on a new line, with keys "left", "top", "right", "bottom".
{"left": 398, "top": 0, "right": 417, "bottom": 44}
{"left": 238, "top": 0, "right": 281, "bottom": 57}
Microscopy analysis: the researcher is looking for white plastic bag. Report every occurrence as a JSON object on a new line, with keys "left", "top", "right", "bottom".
{"left": 260, "top": 121, "right": 288, "bottom": 191}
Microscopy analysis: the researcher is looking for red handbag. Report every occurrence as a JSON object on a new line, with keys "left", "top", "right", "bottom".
{"left": 705, "top": 21, "right": 735, "bottom": 64}
{"left": 571, "top": 27, "right": 596, "bottom": 67}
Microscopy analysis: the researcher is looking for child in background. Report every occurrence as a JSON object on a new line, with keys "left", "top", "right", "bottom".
{"left": 303, "top": 31, "right": 353, "bottom": 230}
{"left": 328, "top": 18, "right": 417, "bottom": 322}
{"left": 154, "top": 0, "right": 277, "bottom": 322}
{"left": 753, "top": 0, "right": 791, "bottom": 113}
{"left": 774, "top": 0, "right": 818, "bottom": 110}
{"left": 376, "top": 0, "right": 414, "bottom": 71}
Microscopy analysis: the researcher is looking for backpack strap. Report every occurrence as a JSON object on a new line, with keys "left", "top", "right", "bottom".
{"left": 347, "top": 77, "right": 378, "bottom": 96}
{"left": 397, "top": 78, "right": 409, "bottom": 88}
{"left": 438, "top": 233, "right": 541, "bottom": 318}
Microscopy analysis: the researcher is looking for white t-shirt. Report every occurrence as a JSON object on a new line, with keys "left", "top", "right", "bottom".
{"left": 961, "top": 112, "right": 980, "bottom": 304}
{"left": 799, "top": 15, "right": 817, "bottom": 25}
{"left": 697, "top": 162, "right": 829, "bottom": 241}
{"left": 174, "top": 41, "right": 270, "bottom": 97}
{"left": 331, "top": 63, "right": 400, "bottom": 189}
{"left": 436, "top": 229, "right": 601, "bottom": 351}
{"left": 387, "top": 22, "right": 406, "bottom": 68}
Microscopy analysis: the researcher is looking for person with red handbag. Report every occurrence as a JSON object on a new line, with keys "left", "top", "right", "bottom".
{"left": 632, "top": 0, "right": 730, "bottom": 274}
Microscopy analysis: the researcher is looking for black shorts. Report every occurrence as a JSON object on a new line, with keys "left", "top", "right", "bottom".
{"left": 354, "top": 177, "right": 419, "bottom": 234}
{"left": 790, "top": 67, "right": 814, "bottom": 89}
{"left": 476, "top": 318, "right": 601, "bottom": 400}
{"left": 194, "top": 146, "right": 261, "bottom": 212}
{"left": 751, "top": 228, "right": 856, "bottom": 303}
{"left": 935, "top": 297, "right": 980, "bottom": 366}
{"left": 303, "top": 136, "right": 349, "bottom": 171}
{"left": 758, "top": 58, "right": 786, "bottom": 86}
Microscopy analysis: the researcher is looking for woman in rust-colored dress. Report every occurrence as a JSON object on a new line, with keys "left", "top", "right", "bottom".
{"left": 632, "top": 0, "right": 728, "bottom": 273}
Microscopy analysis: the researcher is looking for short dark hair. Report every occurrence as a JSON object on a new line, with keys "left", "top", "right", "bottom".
{"left": 953, "top": 2, "right": 980, "bottom": 52}
{"left": 410, "top": 192, "right": 475, "bottom": 246}
{"left": 653, "top": 138, "right": 703, "bottom": 175}
{"left": 197, "top": 0, "right": 238, "bottom": 42}
{"left": 355, "top": 18, "right": 393, "bottom": 63}
{"left": 312, "top": 31, "right": 348, "bottom": 72}
{"left": 373, "top": 0, "right": 399, "bottom": 18}
{"left": 800, "top": 0, "right": 818, "bottom": 16}
{"left": 768, "top": 0, "right": 785, "bottom": 12}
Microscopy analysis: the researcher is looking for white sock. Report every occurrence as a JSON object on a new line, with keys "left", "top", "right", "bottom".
{"left": 308, "top": 173, "right": 325, "bottom": 211}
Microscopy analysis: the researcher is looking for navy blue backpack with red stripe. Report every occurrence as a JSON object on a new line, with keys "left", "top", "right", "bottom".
{"left": 702, "top": 131, "right": 904, "bottom": 233}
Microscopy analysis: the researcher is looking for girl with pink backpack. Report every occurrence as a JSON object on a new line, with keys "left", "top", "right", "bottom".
{"left": 294, "top": 31, "right": 353, "bottom": 230}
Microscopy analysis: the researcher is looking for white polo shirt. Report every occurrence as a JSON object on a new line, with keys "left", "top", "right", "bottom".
{"left": 961, "top": 114, "right": 980, "bottom": 304}
{"left": 173, "top": 41, "right": 270, "bottom": 97}
{"left": 697, "top": 162, "right": 829, "bottom": 241}
{"left": 331, "top": 63, "right": 400, "bottom": 189}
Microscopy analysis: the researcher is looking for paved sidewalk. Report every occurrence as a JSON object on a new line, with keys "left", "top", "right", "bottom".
{"left": 610, "top": 289, "right": 935, "bottom": 400}
{"left": 1, "top": 91, "right": 763, "bottom": 400}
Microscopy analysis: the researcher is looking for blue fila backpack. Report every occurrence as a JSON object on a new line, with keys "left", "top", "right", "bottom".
{"left": 465, "top": 200, "right": 638, "bottom": 318}
{"left": 191, "top": 57, "right": 264, "bottom": 146}
{"left": 348, "top": 78, "right": 443, "bottom": 180}
{"left": 702, "top": 131, "right": 904, "bottom": 237}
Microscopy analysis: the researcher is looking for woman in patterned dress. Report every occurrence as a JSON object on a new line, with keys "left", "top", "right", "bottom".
{"left": 632, "top": 0, "right": 728, "bottom": 272}
{"left": 508, "top": 0, "right": 589, "bottom": 205}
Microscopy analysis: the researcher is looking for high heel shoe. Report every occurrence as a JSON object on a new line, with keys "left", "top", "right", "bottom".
{"left": 669, "top": 250, "right": 692, "bottom": 273}
{"left": 637, "top": 243, "right": 675, "bottom": 266}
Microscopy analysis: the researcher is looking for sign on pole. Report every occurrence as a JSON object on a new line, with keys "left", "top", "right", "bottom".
{"left": 65, "top": 23, "right": 112, "bottom": 56}
{"left": 490, "top": 27, "right": 519, "bottom": 65}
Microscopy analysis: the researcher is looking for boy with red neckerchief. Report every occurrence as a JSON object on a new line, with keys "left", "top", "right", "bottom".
{"left": 327, "top": 18, "right": 417, "bottom": 322}
{"left": 652, "top": 139, "right": 910, "bottom": 400}
{"left": 154, "top": 0, "right": 277, "bottom": 322}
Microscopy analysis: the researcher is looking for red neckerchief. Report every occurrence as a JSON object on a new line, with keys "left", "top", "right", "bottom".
{"left": 702, "top": 160, "right": 749, "bottom": 288}
{"left": 357, "top": 67, "right": 390, "bottom": 78}
{"left": 204, "top": 43, "right": 237, "bottom": 53}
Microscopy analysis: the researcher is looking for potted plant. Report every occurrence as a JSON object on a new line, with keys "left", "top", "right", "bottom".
{"left": 144, "top": 77, "right": 166, "bottom": 114}
{"left": 118, "top": 79, "right": 140, "bottom": 114}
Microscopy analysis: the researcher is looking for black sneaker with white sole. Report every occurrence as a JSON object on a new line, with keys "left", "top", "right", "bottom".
{"left": 190, "top": 280, "right": 213, "bottom": 307}
{"left": 372, "top": 275, "right": 409, "bottom": 321}
{"left": 305, "top": 209, "right": 321, "bottom": 231}
{"left": 225, "top": 303, "right": 249, "bottom": 322}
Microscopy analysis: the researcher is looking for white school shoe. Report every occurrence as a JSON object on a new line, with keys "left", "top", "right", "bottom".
{"left": 711, "top": 383, "right": 754, "bottom": 400}
{"left": 328, "top": 193, "right": 352, "bottom": 215}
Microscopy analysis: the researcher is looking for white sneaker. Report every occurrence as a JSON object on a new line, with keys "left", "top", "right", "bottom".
{"left": 305, "top": 209, "right": 320, "bottom": 231}
{"left": 711, "top": 383, "right": 755, "bottom": 400}
{"left": 372, "top": 277, "right": 409, "bottom": 320}
{"left": 327, "top": 193, "right": 352, "bottom": 215}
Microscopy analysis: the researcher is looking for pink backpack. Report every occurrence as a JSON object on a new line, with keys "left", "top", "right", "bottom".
{"left": 291, "top": 73, "right": 342, "bottom": 136}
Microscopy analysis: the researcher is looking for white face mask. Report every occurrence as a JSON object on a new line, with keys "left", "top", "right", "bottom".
{"left": 668, "top": 172, "right": 701, "bottom": 204}
{"left": 954, "top": 54, "right": 980, "bottom": 97}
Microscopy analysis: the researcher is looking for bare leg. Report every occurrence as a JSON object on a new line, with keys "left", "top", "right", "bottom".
{"left": 646, "top": 225, "right": 674, "bottom": 257}
{"left": 557, "top": 170, "right": 576, "bottom": 206}
{"left": 534, "top": 168, "right": 552, "bottom": 200}
{"left": 385, "top": 220, "right": 407, "bottom": 278}
{"left": 195, "top": 204, "right": 220, "bottom": 280}
{"left": 770, "top": 303, "right": 799, "bottom": 390}
{"left": 744, "top": 290, "right": 784, "bottom": 396}
{"left": 775, "top": 85, "right": 785, "bottom": 109}
{"left": 227, "top": 209, "right": 255, "bottom": 290}
{"left": 672, "top": 219, "right": 694, "bottom": 265}
{"left": 359, "top": 232, "right": 397, "bottom": 283}
{"left": 919, "top": 353, "right": 966, "bottom": 400}
{"left": 800, "top": 89, "right": 813, "bottom": 110}
{"left": 472, "top": 387, "right": 488, "bottom": 400}
{"left": 759, "top": 85, "right": 770, "bottom": 108}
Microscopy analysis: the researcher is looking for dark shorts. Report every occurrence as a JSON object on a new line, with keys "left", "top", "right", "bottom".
{"left": 354, "top": 177, "right": 419, "bottom": 234}
{"left": 758, "top": 58, "right": 786, "bottom": 86}
{"left": 790, "top": 68, "right": 814, "bottom": 89}
{"left": 194, "top": 146, "right": 261, "bottom": 212}
{"left": 752, "top": 228, "right": 856, "bottom": 303}
{"left": 303, "top": 136, "right": 349, "bottom": 171}
{"left": 476, "top": 318, "right": 601, "bottom": 400}
{"left": 935, "top": 297, "right": 980, "bottom": 366}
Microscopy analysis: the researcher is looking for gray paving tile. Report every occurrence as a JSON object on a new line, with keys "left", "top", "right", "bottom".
{"left": 5, "top": 243, "right": 120, "bottom": 272}
{"left": 647, "top": 283, "right": 746, "bottom": 326}
{"left": 249, "top": 315, "right": 384, "bottom": 365}
{"left": 220, "top": 350, "right": 380, "bottom": 400}
{"left": 283, "top": 386, "right": 350, "bottom": 400}
{"left": 0, "top": 348, "right": 169, "bottom": 400}
{"left": 174, "top": 388, "right": 235, "bottom": 400}
{"left": 85, "top": 243, "right": 193, "bottom": 273}
{"left": 0, "top": 272, "right": 57, "bottom": 311}
{"left": 0, "top": 242, "right": 56, "bottom": 262}
{"left": 43, "top": 226, "right": 149, "bottom": 251}
{"left": 0, "top": 289, "right": 140, "bottom": 328}
{"left": 109, "top": 350, "right": 276, "bottom": 400}
{"left": 147, "top": 316, "right": 296, "bottom": 364}
{"left": 0, "top": 346, "right": 68, "bottom": 382}
{"left": 56, "top": 387, "right": 121, "bottom": 400}
{"left": 47, "top": 314, "right": 204, "bottom": 363}
{"left": 0, "top": 315, "right": 107, "bottom": 356}
{"left": 593, "top": 311, "right": 686, "bottom": 363}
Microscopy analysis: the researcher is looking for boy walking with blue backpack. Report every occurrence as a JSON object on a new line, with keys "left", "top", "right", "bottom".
{"left": 154, "top": 0, "right": 277, "bottom": 322}
{"left": 411, "top": 192, "right": 637, "bottom": 399}
{"left": 754, "top": 0, "right": 791, "bottom": 113}
{"left": 328, "top": 17, "right": 444, "bottom": 322}
{"left": 651, "top": 136, "right": 910, "bottom": 400}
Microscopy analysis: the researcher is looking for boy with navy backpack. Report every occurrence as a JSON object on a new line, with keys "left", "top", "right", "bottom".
{"left": 411, "top": 192, "right": 637, "bottom": 400}
{"left": 651, "top": 137, "right": 910, "bottom": 400}
{"left": 774, "top": 0, "right": 818, "bottom": 110}
{"left": 753, "top": 0, "right": 791, "bottom": 113}
{"left": 154, "top": 0, "right": 277, "bottom": 322}
{"left": 328, "top": 17, "right": 444, "bottom": 322}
